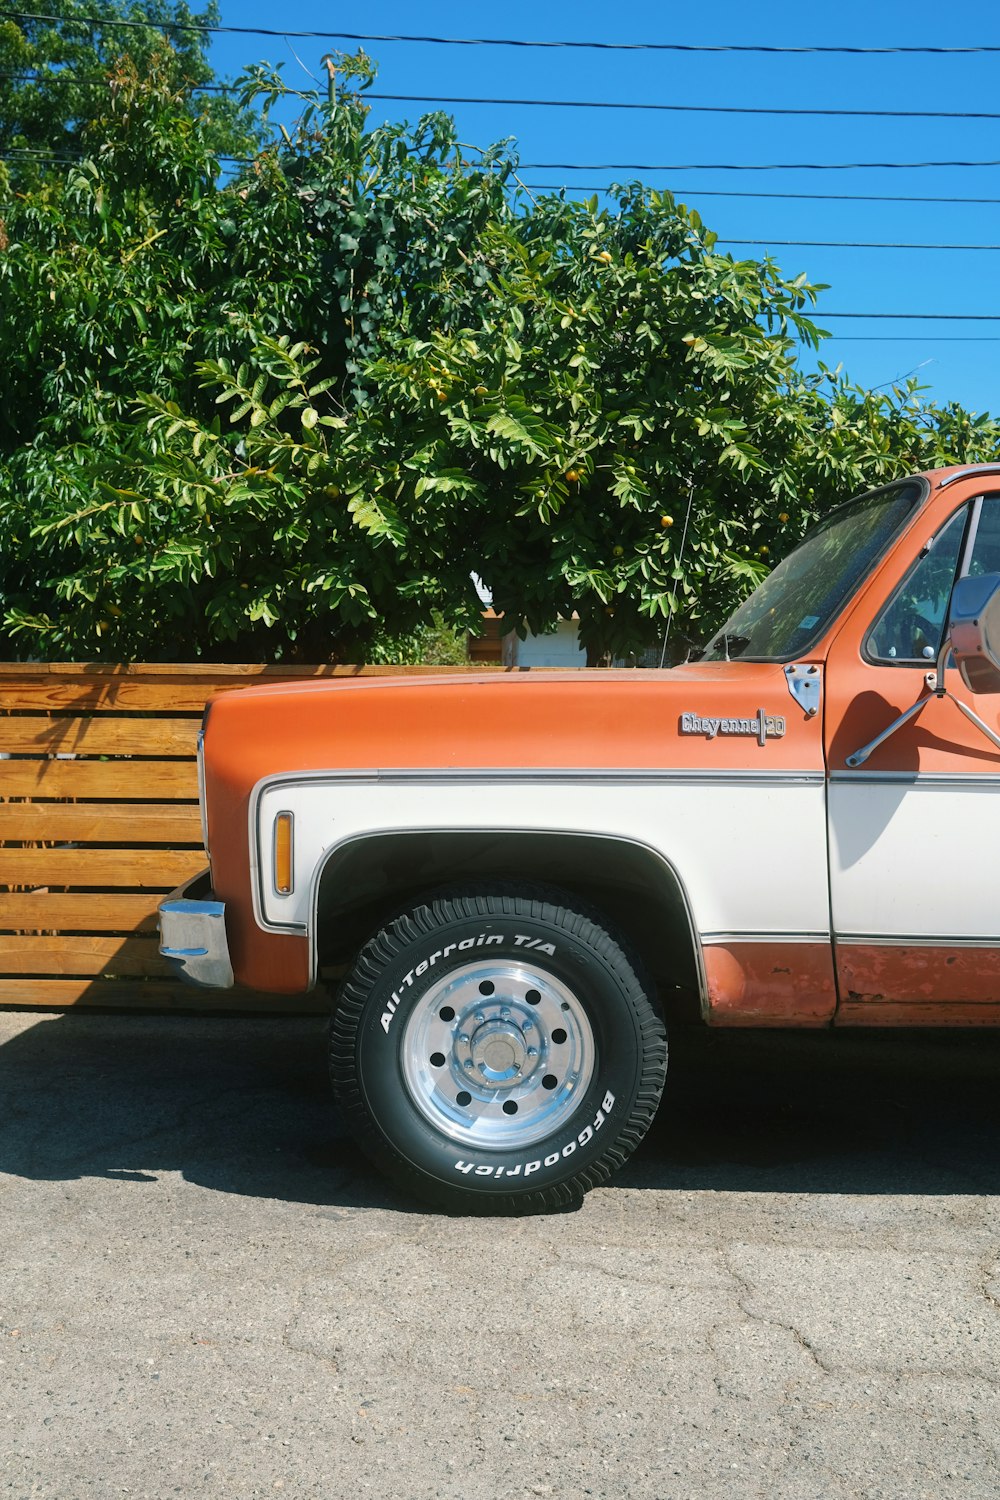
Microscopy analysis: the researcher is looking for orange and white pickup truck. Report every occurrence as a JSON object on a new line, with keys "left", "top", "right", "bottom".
{"left": 160, "top": 463, "right": 1000, "bottom": 1212}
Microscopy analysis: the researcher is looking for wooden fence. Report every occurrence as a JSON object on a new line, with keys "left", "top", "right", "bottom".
{"left": 0, "top": 663, "right": 498, "bottom": 1012}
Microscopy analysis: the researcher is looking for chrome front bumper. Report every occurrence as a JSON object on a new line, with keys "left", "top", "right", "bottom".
{"left": 158, "top": 870, "right": 234, "bottom": 989}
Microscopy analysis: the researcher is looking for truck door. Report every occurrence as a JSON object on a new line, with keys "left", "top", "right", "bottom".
{"left": 825, "top": 487, "right": 1000, "bottom": 1023}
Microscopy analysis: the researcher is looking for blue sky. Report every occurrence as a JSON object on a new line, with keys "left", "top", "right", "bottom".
{"left": 210, "top": 1, "right": 1000, "bottom": 419}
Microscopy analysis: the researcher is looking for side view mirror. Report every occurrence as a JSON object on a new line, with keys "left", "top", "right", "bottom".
{"left": 948, "top": 573, "right": 1000, "bottom": 694}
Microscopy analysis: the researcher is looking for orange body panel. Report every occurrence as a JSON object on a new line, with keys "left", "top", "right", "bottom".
{"left": 836, "top": 946, "right": 1000, "bottom": 1025}
{"left": 204, "top": 663, "right": 822, "bottom": 992}
{"left": 704, "top": 943, "right": 836, "bottom": 1027}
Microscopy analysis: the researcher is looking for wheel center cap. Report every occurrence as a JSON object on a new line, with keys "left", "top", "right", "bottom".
{"left": 470, "top": 1020, "right": 528, "bottom": 1084}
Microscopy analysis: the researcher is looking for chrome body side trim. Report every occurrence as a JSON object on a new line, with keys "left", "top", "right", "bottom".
{"left": 158, "top": 869, "right": 235, "bottom": 989}
{"left": 830, "top": 770, "right": 1000, "bottom": 787}
{"left": 702, "top": 930, "right": 829, "bottom": 945}
{"left": 252, "top": 766, "right": 825, "bottom": 791}
{"left": 837, "top": 933, "right": 1000, "bottom": 949}
{"left": 936, "top": 465, "right": 1000, "bottom": 490}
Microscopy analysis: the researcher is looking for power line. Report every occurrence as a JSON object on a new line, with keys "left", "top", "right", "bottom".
{"left": 522, "top": 157, "right": 1000, "bottom": 172}
{"left": 819, "top": 312, "right": 1000, "bottom": 321}
{"left": 816, "top": 336, "right": 1000, "bottom": 342}
{"left": 720, "top": 239, "right": 1000, "bottom": 251}
{"left": 7, "top": 71, "right": 998, "bottom": 121}
{"left": 524, "top": 184, "right": 1000, "bottom": 205}
{"left": 368, "top": 92, "right": 1000, "bottom": 123}
{"left": 15, "top": 138, "right": 1000, "bottom": 180}
{"left": 4, "top": 11, "right": 1000, "bottom": 53}
{"left": 0, "top": 66, "right": 230, "bottom": 91}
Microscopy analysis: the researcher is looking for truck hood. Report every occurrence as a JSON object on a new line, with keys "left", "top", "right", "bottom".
{"left": 203, "top": 661, "right": 822, "bottom": 788}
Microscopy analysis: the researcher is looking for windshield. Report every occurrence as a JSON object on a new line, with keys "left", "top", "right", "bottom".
{"left": 699, "top": 481, "right": 924, "bottom": 662}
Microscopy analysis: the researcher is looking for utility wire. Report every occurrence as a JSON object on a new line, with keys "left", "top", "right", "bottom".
{"left": 0, "top": 66, "right": 230, "bottom": 91}
{"left": 521, "top": 157, "right": 1000, "bottom": 172}
{"left": 4, "top": 12, "right": 1000, "bottom": 53}
{"left": 11, "top": 141, "right": 1000, "bottom": 179}
{"left": 367, "top": 92, "right": 1000, "bottom": 123}
{"left": 819, "top": 312, "right": 1000, "bottom": 321}
{"left": 524, "top": 185, "right": 1000, "bottom": 205}
{"left": 820, "top": 336, "right": 1000, "bottom": 342}
{"left": 7, "top": 71, "right": 999, "bottom": 122}
{"left": 719, "top": 239, "right": 1000, "bottom": 251}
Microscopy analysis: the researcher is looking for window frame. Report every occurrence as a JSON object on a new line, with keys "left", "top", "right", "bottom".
{"left": 862, "top": 492, "right": 1000, "bottom": 669}
{"left": 698, "top": 478, "right": 929, "bottom": 665}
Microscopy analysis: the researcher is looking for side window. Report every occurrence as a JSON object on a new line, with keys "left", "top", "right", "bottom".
{"left": 867, "top": 507, "right": 968, "bottom": 662}
{"left": 965, "top": 496, "right": 1000, "bottom": 577}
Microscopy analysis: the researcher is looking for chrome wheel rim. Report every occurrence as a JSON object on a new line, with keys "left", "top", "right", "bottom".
{"left": 400, "top": 958, "right": 596, "bottom": 1149}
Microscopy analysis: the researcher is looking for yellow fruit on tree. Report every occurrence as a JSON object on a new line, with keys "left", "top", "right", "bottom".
{"left": 565, "top": 469, "right": 581, "bottom": 483}
{"left": 660, "top": 514, "right": 674, "bottom": 528}
{"left": 779, "top": 512, "right": 789, "bottom": 523}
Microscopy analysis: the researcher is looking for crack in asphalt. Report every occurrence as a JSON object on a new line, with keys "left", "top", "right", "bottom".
{"left": 978, "top": 1257, "right": 1000, "bottom": 1313}
{"left": 719, "top": 1244, "right": 833, "bottom": 1376}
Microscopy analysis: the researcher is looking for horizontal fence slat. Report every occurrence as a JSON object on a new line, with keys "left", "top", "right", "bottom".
{"left": 0, "top": 664, "right": 505, "bottom": 713}
{"left": 0, "top": 893, "right": 162, "bottom": 931}
{"left": 0, "top": 977, "right": 327, "bottom": 1012}
{"left": 0, "top": 803, "right": 203, "bottom": 843}
{"left": 0, "top": 718, "right": 200, "bottom": 756}
{"left": 0, "top": 662, "right": 499, "bottom": 677}
{"left": 0, "top": 848, "right": 205, "bottom": 887}
{"left": 0, "top": 935, "right": 162, "bottom": 976}
{"left": 0, "top": 761, "right": 199, "bottom": 798}
{"left": 0, "top": 682, "right": 226, "bottom": 712}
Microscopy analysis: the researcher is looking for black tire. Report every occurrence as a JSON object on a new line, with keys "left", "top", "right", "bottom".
{"left": 329, "top": 886, "right": 667, "bottom": 1214}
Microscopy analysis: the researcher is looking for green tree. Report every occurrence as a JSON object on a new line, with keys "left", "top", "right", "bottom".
{"left": 1, "top": 42, "right": 997, "bottom": 664}
{"left": 0, "top": 1, "right": 258, "bottom": 172}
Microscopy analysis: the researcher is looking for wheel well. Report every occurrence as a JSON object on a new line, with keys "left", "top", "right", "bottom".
{"left": 314, "top": 829, "right": 703, "bottom": 1014}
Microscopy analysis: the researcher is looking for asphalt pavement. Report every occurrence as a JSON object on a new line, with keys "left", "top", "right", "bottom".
{"left": 1, "top": 1010, "right": 999, "bottom": 1499}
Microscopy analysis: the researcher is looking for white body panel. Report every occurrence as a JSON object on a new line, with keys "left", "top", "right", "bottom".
{"left": 829, "top": 773, "right": 1000, "bottom": 942}
{"left": 251, "top": 772, "right": 830, "bottom": 943}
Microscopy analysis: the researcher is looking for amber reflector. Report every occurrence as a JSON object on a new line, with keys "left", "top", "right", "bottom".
{"left": 273, "top": 812, "right": 294, "bottom": 895}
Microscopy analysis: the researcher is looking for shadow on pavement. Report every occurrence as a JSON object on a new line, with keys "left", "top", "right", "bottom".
{"left": 1, "top": 1011, "right": 999, "bottom": 1207}
{"left": 623, "top": 1023, "right": 1000, "bottom": 1197}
